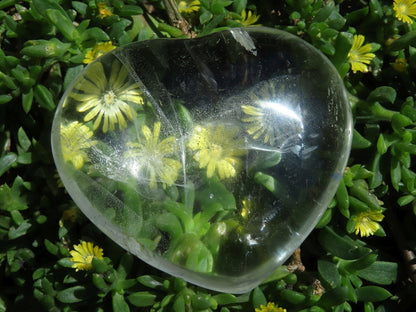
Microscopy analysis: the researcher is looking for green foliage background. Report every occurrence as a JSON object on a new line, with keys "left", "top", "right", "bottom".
{"left": 1, "top": 0, "right": 416, "bottom": 311}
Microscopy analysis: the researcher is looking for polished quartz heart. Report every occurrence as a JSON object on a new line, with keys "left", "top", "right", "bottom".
{"left": 51, "top": 27, "right": 352, "bottom": 293}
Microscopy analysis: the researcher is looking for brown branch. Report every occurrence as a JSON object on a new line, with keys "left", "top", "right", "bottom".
{"left": 161, "top": 0, "right": 195, "bottom": 37}
{"left": 287, "top": 248, "right": 325, "bottom": 295}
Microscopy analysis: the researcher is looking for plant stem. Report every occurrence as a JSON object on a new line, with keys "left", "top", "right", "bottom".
{"left": 161, "top": 0, "right": 195, "bottom": 37}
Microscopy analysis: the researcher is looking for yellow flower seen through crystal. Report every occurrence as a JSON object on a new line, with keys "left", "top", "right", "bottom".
{"left": 255, "top": 302, "right": 287, "bottom": 312}
{"left": 125, "top": 122, "right": 182, "bottom": 189}
{"left": 97, "top": 2, "right": 113, "bottom": 18}
{"left": 61, "top": 121, "right": 96, "bottom": 169}
{"left": 83, "top": 41, "right": 116, "bottom": 64}
{"left": 70, "top": 241, "right": 104, "bottom": 272}
{"left": 71, "top": 61, "right": 144, "bottom": 133}
{"left": 393, "top": 0, "right": 416, "bottom": 24}
{"left": 352, "top": 210, "right": 385, "bottom": 237}
{"left": 177, "top": 0, "right": 200, "bottom": 14}
{"left": 188, "top": 123, "right": 246, "bottom": 180}
{"left": 240, "top": 9, "right": 261, "bottom": 26}
{"left": 347, "top": 35, "right": 375, "bottom": 73}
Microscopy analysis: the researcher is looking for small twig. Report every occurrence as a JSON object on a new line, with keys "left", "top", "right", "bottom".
{"left": 287, "top": 248, "right": 305, "bottom": 272}
{"left": 287, "top": 248, "right": 325, "bottom": 295}
{"left": 161, "top": 0, "right": 195, "bottom": 37}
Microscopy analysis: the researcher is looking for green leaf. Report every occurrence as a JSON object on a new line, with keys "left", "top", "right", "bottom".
{"left": 118, "top": 5, "right": 143, "bottom": 16}
{"left": 357, "top": 261, "right": 398, "bottom": 285}
{"left": 44, "top": 239, "right": 59, "bottom": 255}
{"left": 200, "top": 11, "right": 212, "bottom": 24}
{"left": 72, "top": 1, "right": 88, "bottom": 15}
{"left": 56, "top": 286, "right": 87, "bottom": 303}
{"left": 389, "top": 31, "right": 416, "bottom": 51}
{"left": 192, "top": 294, "right": 213, "bottom": 310}
{"left": 318, "top": 227, "right": 371, "bottom": 260}
{"left": 17, "top": 127, "right": 31, "bottom": 152}
{"left": 112, "top": 292, "right": 130, "bottom": 312}
{"left": 356, "top": 286, "right": 392, "bottom": 302}
{"left": 127, "top": 291, "right": 157, "bottom": 307}
{"left": 336, "top": 179, "right": 350, "bottom": 218}
{"left": 81, "top": 27, "right": 110, "bottom": 42}
{"left": 251, "top": 287, "right": 267, "bottom": 308}
{"left": 22, "top": 88, "right": 34, "bottom": 113}
{"left": 8, "top": 221, "right": 31, "bottom": 239}
{"left": 45, "top": 9, "right": 75, "bottom": 41}
{"left": 261, "top": 265, "right": 291, "bottom": 284}
{"left": 232, "top": 0, "right": 246, "bottom": 14}
{"left": 397, "top": 194, "right": 415, "bottom": 206}
{"left": 0, "top": 153, "right": 17, "bottom": 177}
{"left": 0, "top": 95, "right": 12, "bottom": 104}
{"left": 34, "top": 84, "right": 55, "bottom": 111}
{"left": 91, "top": 257, "right": 109, "bottom": 273}
{"left": 280, "top": 289, "right": 306, "bottom": 305}
{"left": 318, "top": 286, "right": 349, "bottom": 308}
{"left": 318, "top": 260, "right": 341, "bottom": 288}
{"left": 64, "top": 65, "right": 84, "bottom": 90}
{"left": 254, "top": 171, "right": 279, "bottom": 196}
{"left": 137, "top": 275, "right": 164, "bottom": 289}
{"left": 342, "top": 253, "right": 378, "bottom": 273}
{"left": 367, "top": 86, "right": 396, "bottom": 104}
{"left": 351, "top": 129, "right": 371, "bottom": 149}
{"left": 212, "top": 293, "right": 237, "bottom": 305}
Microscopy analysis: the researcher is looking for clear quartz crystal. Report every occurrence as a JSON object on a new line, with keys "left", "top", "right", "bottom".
{"left": 52, "top": 27, "right": 352, "bottom": 293}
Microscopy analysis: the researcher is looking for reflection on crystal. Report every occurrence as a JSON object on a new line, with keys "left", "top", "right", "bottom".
{"left": 52, "top": 27, "right": 352, "bottom": 293}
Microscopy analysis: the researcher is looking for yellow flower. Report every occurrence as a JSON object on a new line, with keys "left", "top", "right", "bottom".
{"left": 188, "top": 123, "right": 246, "bottom": 180}
{"left": 83, "top": 41, "right": 116, "bottom": 64}
{"left": 125, "top": 122, "right": 182, "bottom": 189}
{"left": 255, "top": 302, "right": 287, "bottom": 312}
{"left": 393, "top": 0, "right": 416, "bottom": 24}
{"left": 70, "top": 241, "right": 104, "bottom": 271}
{"left": 393, "top": 58, "right": 408, "bottom": 72}
{"left": 352, "top": 210, "right": 385, "bottom": 237}
{"left": 240, "top": 9, "right": 261, "bottom": 26}
{"left": 177, "top": 0, "right": 200, "bottom": 14}
{"left": 97, "top": 2, "right": 113, "bottom": 18}
{"left": 240, "top": 197, "right": 254, "bottom": 219}
{"left": 241, "top": 82, "right": 303, "bottom": 147}
{"left": 61, "top": 121, "right": 96, "bottom": 169}
{"left": 347, "top": 35, "right": 375, "bottom": 73}
{"left": 71, "top": 60, "right": 144, "bottom": 133}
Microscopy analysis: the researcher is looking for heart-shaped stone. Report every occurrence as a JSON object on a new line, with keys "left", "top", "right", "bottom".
{"left": 51, "top": 27, "right": 352, "bottom": 293}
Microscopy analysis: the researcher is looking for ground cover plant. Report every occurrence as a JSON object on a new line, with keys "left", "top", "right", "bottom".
{"left": 1, "top": 0, "right": 416, "bottom": 311}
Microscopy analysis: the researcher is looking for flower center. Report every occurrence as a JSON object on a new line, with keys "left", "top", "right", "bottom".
{"left": 398, "top": 3, "right": 408, "bottom": 14}
{"left": 103, "top": 90, "right": 116, "bottom": 106}
{"left": 84, "top": 255, "right": 93, "bottom": 264}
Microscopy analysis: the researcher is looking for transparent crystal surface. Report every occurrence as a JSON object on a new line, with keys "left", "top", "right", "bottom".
{"left": 51, "top": 27, "right": 352, "bottom": 293}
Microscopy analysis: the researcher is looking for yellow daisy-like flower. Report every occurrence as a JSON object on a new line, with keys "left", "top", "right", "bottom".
{"left": 97, "top": 2, "right": 113, "bottom": 18}
{"left": 393, "top": 0, "right": 416, "bottom": 24}
{"left": 240, "top": 9, "right": 261, "bottom": 26}
{"left": 188, "top": 123, "right": 246, "bottom": 180}
{"left": 177, "top": 0, "right": 200, "bottom": 14}
{"left": 70, "top": 241, "right": 104, "bottom": 272}
{"left": 83, "top": 41, "right": 116, "bottom": 64}
{"left": 347, "top": 35, "right": 375, "bottom": 73}
{"left": 125, "top": 122, "right": 182, "bottom": 189}
{"left": 71, "top": 60, "right": 144, "bottom": 133}
{"left": 61, "top": 121, "right": 97, "bottom": 169}
{"left": 255, "top": 302, "right": 287, "bottom": 312}
{"left": 393, "top": 58, "right": 408, "bottom": 72}
{"left": 352, "top": 210, "right": 385, "bottom": 237}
